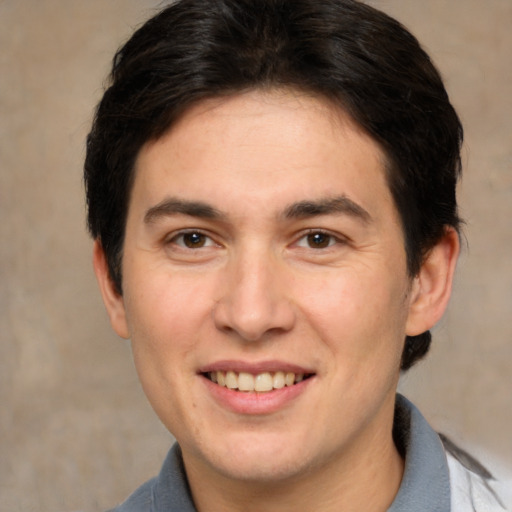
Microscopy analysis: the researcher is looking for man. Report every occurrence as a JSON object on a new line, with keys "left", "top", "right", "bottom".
{"left": 84, "top": 0, "right": 506, "bottom": 510}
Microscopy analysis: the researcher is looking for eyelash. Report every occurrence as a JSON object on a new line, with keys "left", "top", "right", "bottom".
{"left": 166, "top": 228, "right": 346, "bottom": 251}
{"left": 295, "top": 229, "right": 347, "bottom": 250}
{"left": 167, "top": 230, "right": 217, "bottom": 249}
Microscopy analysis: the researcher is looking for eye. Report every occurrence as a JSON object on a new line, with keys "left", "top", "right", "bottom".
{"left": 296, "top": 231, "right": 338, "bottom": 249}
{"left": 170, "top": 231, "right": 216, "bottom": 249}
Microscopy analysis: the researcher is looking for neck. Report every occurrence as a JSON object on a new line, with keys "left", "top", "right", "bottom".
{"left": 183, "top": 412, "right": 404, "bottom": 512}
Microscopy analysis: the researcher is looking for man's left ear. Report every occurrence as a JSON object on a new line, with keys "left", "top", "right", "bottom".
{"left": 406, "top": 227, "right": 460, "bottom": 336}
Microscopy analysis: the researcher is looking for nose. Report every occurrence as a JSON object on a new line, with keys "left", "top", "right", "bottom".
{"left": 213, "top": 250, "right": 296, "bottom": 342}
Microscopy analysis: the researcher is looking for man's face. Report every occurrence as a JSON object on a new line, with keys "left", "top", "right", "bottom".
{"left": 110, "top": 90, "right": 417, "bottom": 483}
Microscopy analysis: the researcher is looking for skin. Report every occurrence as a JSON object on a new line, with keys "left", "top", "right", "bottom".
{"left": 94, "top": 89, "right": 459, "bottom": 511}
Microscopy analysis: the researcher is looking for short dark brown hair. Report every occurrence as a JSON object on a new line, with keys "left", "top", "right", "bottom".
{"left": 84, "top": 0, "right": 463, "bottom": 370}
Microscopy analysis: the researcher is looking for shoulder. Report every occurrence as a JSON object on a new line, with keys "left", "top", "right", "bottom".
{"left": 392, "top": 395, "right": 509, "bottom": 511}
{"left": 106, "top": 477, "right": 156, "bottom": 512}
{"left": 105, "top": 443, "right": 197, "bottom": 512}
{"left": 442, "top": 437, "right": 509, "bottom": 511}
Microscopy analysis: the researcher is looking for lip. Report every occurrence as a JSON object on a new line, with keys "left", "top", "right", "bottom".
{"left": 198, "top": 359, "right": 314, "bottom": 375}
{"left": 199, "top": 360, "right": 315, "bottom": 415}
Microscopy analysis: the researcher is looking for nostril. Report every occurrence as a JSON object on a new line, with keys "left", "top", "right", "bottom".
{"left": 212, "top": 296, "right": 296, "bottom": 342}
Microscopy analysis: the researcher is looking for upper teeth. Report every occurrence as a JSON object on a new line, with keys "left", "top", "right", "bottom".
{"left": 209, "top": 371, "right": 304, "bottom": 392}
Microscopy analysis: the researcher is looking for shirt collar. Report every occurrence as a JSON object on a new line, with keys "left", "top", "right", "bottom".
{"left": 152, "top": 394, "right": 451, "bottom": 511}
{"left": 388, "top": 394, "right": 451, "bottom": 512}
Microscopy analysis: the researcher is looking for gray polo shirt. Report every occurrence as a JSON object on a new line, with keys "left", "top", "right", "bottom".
{"left": 107, "top": 395, "right": 498, "bottom": 511}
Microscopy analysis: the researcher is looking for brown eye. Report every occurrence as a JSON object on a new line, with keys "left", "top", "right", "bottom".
{"left": 172, "top": 231, "right": 214, "bottom": 249}
{"left": 306, "top": 232, "right": 333, "bottom": 249}
{"left": 183, "top": 232, "right": 206, "bottom": 248}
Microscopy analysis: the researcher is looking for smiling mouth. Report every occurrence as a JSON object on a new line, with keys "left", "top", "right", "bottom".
{"left": 204, "top": 371, "right": 313, "bottom": 393}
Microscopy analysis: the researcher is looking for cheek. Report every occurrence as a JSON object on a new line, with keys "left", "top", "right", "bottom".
{"left": 298, "top": 269, "right": 408, "bottom": 364}
{"left": 126, "top": 266, "right": 208, "bottom": 332}
{"left": 123, "top": 271, "right": 213, "bottom": 385}
{"left": 123, "top": 274, "right": 212, "bottom": 420}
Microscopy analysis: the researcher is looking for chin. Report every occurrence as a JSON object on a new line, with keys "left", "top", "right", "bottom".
{"left": 185, "top": 429, "right": 318, "bottom": 483}
{"left": 209, "top": 452, "right": 311, "bottom": 483}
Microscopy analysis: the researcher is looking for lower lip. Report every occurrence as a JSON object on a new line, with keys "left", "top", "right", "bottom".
{"left": 201, "top": 375, "right": 313, "bottom": 415}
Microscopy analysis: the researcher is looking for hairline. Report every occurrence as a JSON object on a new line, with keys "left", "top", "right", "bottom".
{"left": 108, "top": 86, "right": 428, "bottom": 293}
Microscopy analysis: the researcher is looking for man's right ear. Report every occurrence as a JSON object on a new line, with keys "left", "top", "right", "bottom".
{"left": 92, "top": 240, "right": 130, "bottom": 339}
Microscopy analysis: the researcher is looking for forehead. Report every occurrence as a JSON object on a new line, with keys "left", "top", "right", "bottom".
{"left": 132, "top": 89, "right": 396, "bottom": 223}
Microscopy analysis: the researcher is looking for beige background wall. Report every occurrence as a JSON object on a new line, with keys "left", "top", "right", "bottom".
{"left": 1, "top": 1, "right": 510, "bottom": 511}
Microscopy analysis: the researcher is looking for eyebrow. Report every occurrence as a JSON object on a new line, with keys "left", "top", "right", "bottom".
{"left": 283, "top": 196, "right": 372, "bottom": 223}
{"left": 144, "top": 198, "right": 225, "bottom": 224}
{"left": 144, "top": 195, "right": 371, "bottom": 225}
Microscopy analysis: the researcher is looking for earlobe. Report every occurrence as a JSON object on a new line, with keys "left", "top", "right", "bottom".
{"left": 92, "top": 240, "right": 130, "bottom": 339}
{"left": 406, "top": 228, "right": 460, "bottom": 336}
